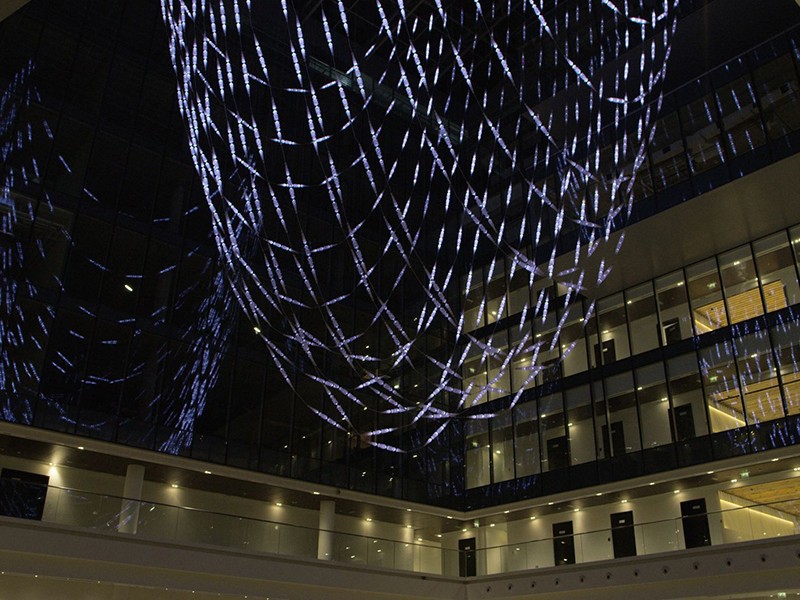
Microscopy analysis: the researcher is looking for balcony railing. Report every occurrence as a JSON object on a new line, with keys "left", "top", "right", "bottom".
{"left": 1, "top": 482, "right": 798, "bottom": 577}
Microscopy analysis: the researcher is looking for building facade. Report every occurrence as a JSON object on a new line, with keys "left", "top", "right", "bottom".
{"left": 2, "top": 1, "right": 800, "bottom": 598}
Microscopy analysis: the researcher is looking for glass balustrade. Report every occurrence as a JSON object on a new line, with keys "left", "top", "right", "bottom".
{"left": 3, "top": 482, "right": 798, "bottom": 578}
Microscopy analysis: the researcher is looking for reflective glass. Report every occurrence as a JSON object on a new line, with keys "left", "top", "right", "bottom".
{"left": 655, "top": 270, "right": 692, "bottom": 344}
{"left": 566, "top": 385, "right": 594, "bottom": 465}
{"left": 666, "top": 353, "right": 709, "bottom": 440}
{"left": 626, "top": 282, "right": 659, "bottom": 355}
{"left": 491, "top": 413, "right": 515, "bottom": 483}
{"left": 465, "top": 419, "right": 491, "bottom": 488}
{"left": 687, "top": 258, "right": 727, "bottom": 334}
{"left": 539, "top": 393, "right": 567, "bottom": 472}
{"left": 597, "top": 293, "right": 629, "bottom": 365}
{"left": 734, "top": 331, "right": 783, "bottom": 424}
{"left": 753, "top": 54, "right": 800, "bottom": 140}
{"left": 514, "top": 400, "right": 540, "bottom": 477}
{"left": 753, "top": 231, "right": 800, "bottom": 310}
{"left": 650, "top": 112, "right": 689, "bottom": 190}
{"left": 719, "top": 244, "right": 763, "bottom": 324}
{"left": 717, "top": 74, "right": 767, "bottom": 156}
{"left": 770, "top": 318, "right": 800, "bottom": 416}
{"left": 681, "top": 91, "right": 725, "bottom": 173}
{"left": 637, "top": 363, "right": 671, "bottom": 448}
{"left": 700, "top": 343, "right": 744, "bottom": 432}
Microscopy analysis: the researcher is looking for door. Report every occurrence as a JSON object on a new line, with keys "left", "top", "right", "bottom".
{"left": 459, "top": 537, "right": 477, "bottom": 577}
{"left": 552, "top": 521, "right": 575, "bottom": 565}
{"left": 594, "top": 339, "right": 617, "bottom": 366}
{"left": 670, "top": 404, "right": 696, "bottom": 441}
{"left": 662, "top": 318, "right": 682, "bottom": 344}
{"left": 0, "top": 469, "right": 49, "bottom": 520}
{"left": 602, "top": 421, "right": 626, "bottom": 457}
{"left": 610, "top": 511, "right": 637, "bottom": 558}
{"left": 546, "top": 435, "right": 570, "bottom": 470}
{"left": 681, "top": 498, "right": 711, "bottom": 548}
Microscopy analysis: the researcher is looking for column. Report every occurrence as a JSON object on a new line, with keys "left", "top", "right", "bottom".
{"left": 317, "top": 500, "right": 335, "bottom": 560}
{"left": 118, "top": 464, "right": 145, "bottom": 534}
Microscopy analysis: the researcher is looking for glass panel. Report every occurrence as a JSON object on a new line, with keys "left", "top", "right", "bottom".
{"left": 533, "top": 305, "right": 560, "bottom": 385}
{"left": 485, "top": 260, "right": 507, "bottom": 325}
{"left": 487, "top": 331, "right": 511, "bottom": 402}
{"left": 700, "top": 343, "right": 744, "bottom": 432}
{"left": 560, "top": 301, "right": 588, "bottom": 376}
{"left": 626, "top": 282, "right": 659, "bottom": 355}
{"left": 465, "top": 419, "right": 491, "bottom": 488}
{"left": 592, "top": 381, "right": 610, "bottom": 459}
{"left": 510, "top": 322, "right": 536, "bottom": 392}
{"left": 770, "top": 317, "right": 800, "bottom": 416}
{"left": 463, "top": 270, "right": 484, "bottom": 333}
{"left": 792, "top": 225, "right": 800, "bottom": 272}
{"left": 655, "top": 270, "right": 692, "bottom": 344}
{"left": 507, "top": 257, "right": 532, "bottom": 316}
{"left": 719, "top": 244, "right": 763, "bottom": 324}
{"left": 667, "top": 353, "right": 709, "bottom": 440}
{"left": 687, "top": 258, "right": 727, "bottom": 334}
{"left": 717, "top": 74, "right": 767, "bottom": 156}
{"left": 566, "top": 385, "right": 594, "bottom": 465}
{"left": 462, "top": 342, "right": 487, "bottom": 408}
{"left": 636, "top": 363, "right": 671, "bottom": 448}
{"left": 604, "top": 372, "right": 640, "bottom": 454}
{"left": 753, "top": 231, "right": 800, "bottom": 310}
{"left": 597, "top": 293, "right": 629, "bottom": 365}
{"left": 735, "top": 331, "right": 783, "bottom": 424}
{"left": 539, "top": 393, "right": 567, "bottom": 472}
{"left": 681, "top": 91, "right": 725, "bottom": 173}
{"left": 753, "top": 54, "right": 800, "bottom": 140}
{"left": 650, "top": 112, "right": 689, "bottom": 191}
{"left": 514, "top": 400, "right": 540, "bottom": 477}
{"left": 491, "top": 413, "right": 515, "bottom": 483}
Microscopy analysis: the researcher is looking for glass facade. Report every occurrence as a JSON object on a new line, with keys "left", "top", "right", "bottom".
{"left": 463, "top": 226, "right": 800, "bottom": 501}
{"left": 1, "top": 0, "right": 800, "bottom": 513}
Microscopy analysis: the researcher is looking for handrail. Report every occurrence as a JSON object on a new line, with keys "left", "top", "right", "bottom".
{"left": 1, "top": 481, "right": 798, "bottom": 577}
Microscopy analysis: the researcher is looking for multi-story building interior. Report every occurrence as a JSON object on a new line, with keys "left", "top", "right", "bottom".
{"left": 2, "top": 0, "right": 800, "bottom": 598}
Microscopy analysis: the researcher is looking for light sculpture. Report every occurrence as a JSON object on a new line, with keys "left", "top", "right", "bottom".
{"left": 160, "top": 0, "right": 681, "bottom": 451}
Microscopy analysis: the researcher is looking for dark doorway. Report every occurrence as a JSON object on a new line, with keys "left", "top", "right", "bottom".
{"left": 670, "top": 404, "right": 696, "bottom": 441}
{"left": 681, "top": 498, "right": 711, "bottom": 548}
{"left": 546, "top": 435, "right": 570, "bottom": 470}
{"left": 459, "top": 537, "right": 477, "bottom": 577}
{"left": 552, "top": 521, "right": 575, "bottom": 565}
{"left": 541, "top": 358, "right": 561, "bottom": 384}
{"left": 601, "top": 421, "right": 626, "bottom": 457}
{"left": 0, "top": 469, "right": 49, "bottom": 520}
{"left": 610, "top": 511, "right": 637, "bottom": 558}
{"left": 662, "top": 318, "right": 682, "bottom": 344}
{"left": 594, "top": 339, "right": 617, "bottom": 366}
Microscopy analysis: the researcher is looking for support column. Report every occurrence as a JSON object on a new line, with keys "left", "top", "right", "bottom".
{"left": 317, "top": 500, "right": 335, "bottom": 560}
{"left": 118, "top": 464, "right": 145, "bottom": 534}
